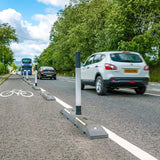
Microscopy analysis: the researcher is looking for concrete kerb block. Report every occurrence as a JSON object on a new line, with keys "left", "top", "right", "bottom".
{"left": 40, "top": 90, "right": 55, "bottom": 101}
{"left": 61, "top": 108, "right": 108, "bottom": 139}
{"left": 32, "top": 85, "right": 41, "bottom": 90}
{"left": 26, "top": 80, "right": 32, "bottom": 85}
{"left": 23, "top": 78, "right": 28, "bottom": 82}
{"left": 61, "top": 108, "right": 77, "bottom": 125}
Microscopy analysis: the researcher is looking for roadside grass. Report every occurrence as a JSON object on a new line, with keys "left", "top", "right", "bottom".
{"left": 150, "top": 66, "right": 160, "bottom": 82}
{"left": 0, "top": 75, "right": 10, "bottom": 84}
{"left": 57, "top": 71, "right": 75, "bottom": 77}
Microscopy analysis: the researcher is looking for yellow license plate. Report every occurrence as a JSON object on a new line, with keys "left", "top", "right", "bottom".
{"left": 47, "top": 75, "right": 52, "bottom": 76}
{"left": 124, "top": 69, "right": 138, "bottom": 73}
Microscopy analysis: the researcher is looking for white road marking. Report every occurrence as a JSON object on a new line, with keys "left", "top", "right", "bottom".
{"left": 40, "top": 88, "right": 46, "bottom": 92}
{"left": 54, "top": 95, "right": 158, "bottom": 160}
{"left": 102, "top": 126, "right": 158, "bottom": 160}
{"left": 145, "top": 93, "right": 160, "bottom": 97}
{"left": 64, "top": 109, "right": 70, "bottom": 114}
{"left": 120, "top": 88, "right": 160, "bottom": 97}
{"left": 55, "top": 96, "right": 72, "bottom": 109}
{"left": 76, "top": 117, "right": 86, "bottom": 126}
{"left": 0, "top": 89, "right": 33, "bottom": 98}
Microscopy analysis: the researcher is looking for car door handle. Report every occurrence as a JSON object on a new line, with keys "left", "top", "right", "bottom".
{"left": 87, "top": 67, "right": 90, "bottom": 69}
{"left": 95, "top": 66, "right": 99, "bottom": 68}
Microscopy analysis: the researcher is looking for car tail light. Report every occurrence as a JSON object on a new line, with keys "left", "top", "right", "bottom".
{"left": 144, "top": 65, "right": 149, "bottom": 71}
{"left": 111, "top": 78, "right": 115, "bottom": 81}
{"left": 129, "top": 81, "right": 135, "bottom": 83}
{"left": 41, "top": 70, "right": 43, "bottom": 73}
{"left": 54, "top": 70, "right": 56, "bottom": 73}
{"left": 105, "top": 63, "right": 117, "bottom": 70}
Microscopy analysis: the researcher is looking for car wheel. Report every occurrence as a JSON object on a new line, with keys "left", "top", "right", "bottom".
{"left": 96, "top": 76, "right": 107, "bottom": 95}
{"left": 39, "top": 75, "right": 42, "bottom": 80}
{"left": 81, "top": 83, "right": 85, "bottom": 90}
{"left": 135, "top": 86, "right": 146, "bottom": 95}
{"left": 54, "top": 77, "right": 56, "bottom": 80}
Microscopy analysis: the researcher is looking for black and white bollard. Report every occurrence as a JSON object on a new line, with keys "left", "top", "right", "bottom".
{"left": 75, "top": 51, "right": 81, "bottom": 115}
{"left": 26, "top": 70, "right": 28, "bottom": 80}
{"left": 60, "top": 51, "right": 108, "bottom": 139}
{"left": 35, "top": 65, "right": 37, "bottom": 86}
{"left": 23, "top": 70, "right": 24, "bottom": 78}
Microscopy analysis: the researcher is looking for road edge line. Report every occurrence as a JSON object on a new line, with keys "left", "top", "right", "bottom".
{"left": 102, "top": 126, "right": 158, "bottom": 160}
{"left": 39, "top": 87, "right": 158, "bottom": 160}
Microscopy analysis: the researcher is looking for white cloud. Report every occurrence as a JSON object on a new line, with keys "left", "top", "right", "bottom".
{"left": 37, "top": 0, "right": 70, "bottom": 7}
{"left": 28, "top": 14, "right": 57, "bottom": 41}
{"left": 0, "top": 8, "right": 58, "bottom": 61}
{"left": 0, "top": 9, "right": 29, "bottom": 42}
{"left": 11, "top": 41, "right": 48, "bottom": 61}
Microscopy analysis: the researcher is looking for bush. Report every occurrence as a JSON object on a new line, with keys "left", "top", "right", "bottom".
{"left": 0, "top": 62, "right": 5, "bottom": 75}
{"left": 149, "top": 65, "right": 160, "bottom": 82}
{"left": 0, "top": 63, "right": 9, "bottom": 75}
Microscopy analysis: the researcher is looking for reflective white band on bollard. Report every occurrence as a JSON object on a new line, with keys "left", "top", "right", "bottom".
{"left": 75, "top": 51, "right": 81, "bottom": 115}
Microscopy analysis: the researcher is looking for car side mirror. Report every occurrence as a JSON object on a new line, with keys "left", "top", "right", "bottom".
{"left": 81, "top": 63, "right": 84, "bottom": 67}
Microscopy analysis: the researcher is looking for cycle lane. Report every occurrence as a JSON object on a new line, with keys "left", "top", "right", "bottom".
{"left": 0, "top": 75, "right": 138, "bottom": 160}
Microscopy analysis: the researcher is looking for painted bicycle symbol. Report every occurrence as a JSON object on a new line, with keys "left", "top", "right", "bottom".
{"left": 0, "top": 89, "right": 34, "bottom": 98}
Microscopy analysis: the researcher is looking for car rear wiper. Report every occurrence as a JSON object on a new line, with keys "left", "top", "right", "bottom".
{"left": 122, "top": 60, "right": 133, "bottom": 62}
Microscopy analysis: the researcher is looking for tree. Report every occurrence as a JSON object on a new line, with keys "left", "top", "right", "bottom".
{"left": 0, "top": 23, "right": 18, "bottom": 74}
{"left": 38, "top": 0, "right": 160, "bottom": 72}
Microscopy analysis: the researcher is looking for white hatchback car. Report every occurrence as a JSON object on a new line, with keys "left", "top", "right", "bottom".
{"left": 81, "top": 51, "right": 149, "bottom": 95}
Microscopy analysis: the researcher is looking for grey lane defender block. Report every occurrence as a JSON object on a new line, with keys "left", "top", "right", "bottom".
{"left": 41, "top": 91, "right": 55, "bottom": 101}
{"left": 61, "top": 108, "right": 77, "bottom": 125}
{"left": 61, "top": 109, "right": 108, "bottom": 139}
{"left": 26, "top": 80, "right": 32, "bottom": 85}
{"left": 32, "top": 85, "right": 41, "bottom": 90}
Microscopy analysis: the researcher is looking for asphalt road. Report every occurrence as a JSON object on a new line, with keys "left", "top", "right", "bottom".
{"left": 31, "top": 75, "right": 160, "bottom": 160}
{"left": 0, "top": 74, "right": 160, "bottom": 160}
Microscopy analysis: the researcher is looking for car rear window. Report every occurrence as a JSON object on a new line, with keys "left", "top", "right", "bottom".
{"left": 110, "top": 53, "right": 143, "bottom": 63}
{"left": 42, "top": 67, "right": 54, "bottom": 70}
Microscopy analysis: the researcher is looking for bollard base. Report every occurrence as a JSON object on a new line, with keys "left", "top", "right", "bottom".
{"left": 32, "top": 85, "right": 41, "bottom": 90}
{"left": 61, "top": 109, "right": 108, "bottom": 139}
{"left": 41, "top": 91, "right": 55, "bottom": 101}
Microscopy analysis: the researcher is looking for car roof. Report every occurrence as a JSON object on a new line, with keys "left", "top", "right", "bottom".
{"left": 41, "top": 66, "right": 54, "bottom": 69}
{"left": 93, "top": 51, "right": 140, "bottom": 55}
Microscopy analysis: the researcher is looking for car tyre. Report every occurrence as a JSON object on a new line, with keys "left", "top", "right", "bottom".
{"left": 135, "top": 86, "right": 146, "bottom": 95}
{"left": 54, "top": 77, "right": 56, "bottom": 80}
{"left": 81, "top": 83, "right": 85, "bottom": 90}
{"left": 96, "top": 76, "right": 107, "bottom": 95}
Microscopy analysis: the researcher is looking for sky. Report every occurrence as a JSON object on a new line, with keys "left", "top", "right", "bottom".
{"left": 0, "top": 0, "right": 70, "bottom": 62}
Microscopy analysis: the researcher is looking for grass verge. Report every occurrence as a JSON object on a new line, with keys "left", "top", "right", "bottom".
{"left": 0, "top": 74, "right": 11, "bottom": 85}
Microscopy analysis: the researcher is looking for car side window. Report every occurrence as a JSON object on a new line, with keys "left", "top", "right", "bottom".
{"left": 93, "top": 54, "right": 105, "bottom": 63}
{"left": 85, "top": 56, "right": 94, "bottom": 66}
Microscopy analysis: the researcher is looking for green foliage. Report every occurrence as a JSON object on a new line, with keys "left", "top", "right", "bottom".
{"left": 11, "top": 62, "right": 18, "bottom": 71}
{"left": 0, "top": 23, "right": 18, "bottom": 73}
{"left": 38, "top": 0, "right": 160, "bottom": 81}
{"left": 149, "top": 65, "right": 160, "bottom": 82}
{"left": 0, "top": 62, "right": 5, "bottom": 74}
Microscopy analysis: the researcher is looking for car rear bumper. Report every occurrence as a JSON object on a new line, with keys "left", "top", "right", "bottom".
{"left": 104, "top": 77, "right": 149, "bottom": 88}
{"left": 40, "top": 73, "right": 56, "bottom": 78}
